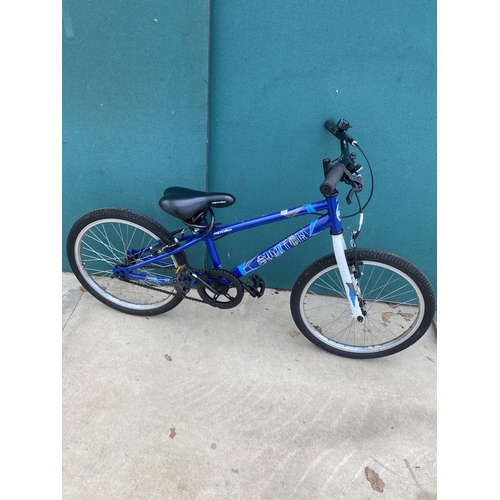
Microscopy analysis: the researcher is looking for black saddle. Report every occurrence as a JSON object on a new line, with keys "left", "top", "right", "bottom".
{"left": 159, "top": 187, "right": 236, "bottom": 220}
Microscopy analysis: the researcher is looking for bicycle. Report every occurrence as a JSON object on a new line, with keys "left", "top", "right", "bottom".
{"left": 66, "top": 118, "right": 436, "bottom": 359}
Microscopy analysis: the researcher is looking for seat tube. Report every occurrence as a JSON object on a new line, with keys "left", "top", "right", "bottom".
{"left": 204, "top": 237, "right": 223, "bottom": 269}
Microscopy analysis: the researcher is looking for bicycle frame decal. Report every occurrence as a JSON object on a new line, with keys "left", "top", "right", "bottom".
{"left": 280, "top": 203, "right": 317, "bottom": 218}
{"left": 233, "top": 214, "right": 330, "bottom": 277}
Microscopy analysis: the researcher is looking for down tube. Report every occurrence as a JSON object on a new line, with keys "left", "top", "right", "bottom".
{"left": 232, "top": 214, "right": 331, "bottom": 278}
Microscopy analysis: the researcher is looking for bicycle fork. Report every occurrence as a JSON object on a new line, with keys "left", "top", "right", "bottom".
{"left": 331, "top": 234, "right": 365, "bottom": 322}
{"left": 327, "top": 195, "right": 365, "bottom": 322}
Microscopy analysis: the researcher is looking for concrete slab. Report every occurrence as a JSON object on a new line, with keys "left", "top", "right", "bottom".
{"left": 62, "top": 272, "right": 437, "bottom": 499}
{"left": 62, "top": 273, "right": 84, "bottom": 329}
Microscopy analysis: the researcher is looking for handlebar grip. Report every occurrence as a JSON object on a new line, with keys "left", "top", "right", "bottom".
{"left": 320, "top": 161, "right": 345, "bottom": 196}
{"left": 324, "top": 120, "right": 337, "bottom": 135}
{"left": 325, "top": 118, "right": 356, "bottom": 144}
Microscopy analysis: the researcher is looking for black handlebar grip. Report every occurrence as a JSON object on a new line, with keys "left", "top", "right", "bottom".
{"left": 324, "top": 120, "right": 337, "bottom": 135}
{"left": 320, "top": 161, "right": 345, "bottom": 196}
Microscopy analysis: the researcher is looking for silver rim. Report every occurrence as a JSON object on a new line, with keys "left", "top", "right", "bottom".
{"left": 299, "top": 261, "right": 425, "bottom": 354}
{"left": 74, "top": 219, "right": 179, "bottom": 310}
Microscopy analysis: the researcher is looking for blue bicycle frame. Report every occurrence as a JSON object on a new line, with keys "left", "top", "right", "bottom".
{"left": 114, "top": 197, "right": 339, "bottom": 281}
{"left": 113, "top": 192, "right": 365, "bottom": 320}
{"left": 113, "top": 193, "right": 364, "bottom": 321}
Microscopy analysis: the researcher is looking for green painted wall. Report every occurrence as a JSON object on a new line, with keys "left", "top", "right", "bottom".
{"left": 62, "top": 0, "right": 210, "bottom": 268}
{"left": 208, "top": 0, "right": 436, "bottom": 293}
{"left": 63, "top": 0, "right": 436, "bottom": 295}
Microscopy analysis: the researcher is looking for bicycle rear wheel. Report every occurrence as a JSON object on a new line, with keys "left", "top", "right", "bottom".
{"left": 66, "top": 208, "right": 188, "bottom": 316}
{"left": 290, "top": 249, "right": 435, "bottom": 358}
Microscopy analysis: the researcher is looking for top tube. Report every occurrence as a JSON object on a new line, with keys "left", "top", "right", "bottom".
{"left": 210, "top": 200, "right": 329, "bottom": 238}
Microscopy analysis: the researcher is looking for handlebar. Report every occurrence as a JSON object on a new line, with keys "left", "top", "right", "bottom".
{"left": 324, "top": 119, "right": 337, "bottom": 135}
{"left": 320, "top": 118, "right": 364, "bottom": 201}
{"left": 324, "top": 119, "right": 357, "bottom": 146}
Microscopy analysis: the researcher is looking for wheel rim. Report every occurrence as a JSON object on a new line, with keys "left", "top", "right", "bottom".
{"left": 73, "top": 219, "right": 179, "bottom": 310}
{"left": 299, "top": 260, "right": 425, "bottom": 354}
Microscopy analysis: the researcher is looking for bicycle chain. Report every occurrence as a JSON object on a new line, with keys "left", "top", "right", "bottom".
{"left": 120, "top": 269, "right": 212, "bottom": 305}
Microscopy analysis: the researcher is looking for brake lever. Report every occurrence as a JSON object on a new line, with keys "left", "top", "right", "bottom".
{"left": 346, "top": 187, "right": 360, "bottom": 204}
{"left": 345, "top": 172, "right": 364, "bottom": 205}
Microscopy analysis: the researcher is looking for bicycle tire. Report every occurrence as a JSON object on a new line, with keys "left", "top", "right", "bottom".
{"left": 290, "top": 249, "right": 436, "bottom": 359}
{"left": 66, "top": 208, "right": 188, "bottom": 316}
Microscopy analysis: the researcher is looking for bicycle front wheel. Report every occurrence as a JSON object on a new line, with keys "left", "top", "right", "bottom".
{"left": 290, "top": 249, "right": 435, "bottom": 359}
{"left": 66, "top": 208, "right": 188, "bottom": 316}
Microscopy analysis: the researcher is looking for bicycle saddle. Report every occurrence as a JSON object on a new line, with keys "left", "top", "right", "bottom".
{"left": 159, "top": 186, "right": 236, "bottom": 220}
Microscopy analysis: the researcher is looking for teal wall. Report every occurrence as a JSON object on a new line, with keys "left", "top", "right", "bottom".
{"left": 62, "top": 0, "right": 210, "bottom": 267}
{"left": 208, "top": 0, "right": 436, "bottom": 292}
{"left": 63, "top": 1, "right": 436, "bottom": 294}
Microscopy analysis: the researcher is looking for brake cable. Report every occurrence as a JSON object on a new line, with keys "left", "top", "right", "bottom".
{"left": 342, "top": 142, "right": 374, "bottom": 219}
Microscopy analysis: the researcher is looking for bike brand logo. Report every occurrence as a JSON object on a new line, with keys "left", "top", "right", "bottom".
{"left": 254, "top": 230, "right": 309, "bottom": 267}
{"left": 238, "top": 227, "right": 312, "bottom": 275}
{"left": 213, "top": 227, "right": 232, "bottom": 236}
{"left": 257, "top": 255, "right": 267, "bottom": 266}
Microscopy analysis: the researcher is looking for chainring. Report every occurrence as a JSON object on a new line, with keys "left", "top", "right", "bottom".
{"left": 196, "top": 269, "right": 244, "bottom": 309}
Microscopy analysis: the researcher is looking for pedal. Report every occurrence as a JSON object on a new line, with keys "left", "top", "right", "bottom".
{"left": 172, "top": 265, "right": 194, "bottom": 296}
{"left": 244, "top": 274, "right": 266, "bottom": 298}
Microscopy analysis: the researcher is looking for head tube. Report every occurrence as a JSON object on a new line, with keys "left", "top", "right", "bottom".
{"left": 326, "top": 194, "right": 343, "bottom": 234}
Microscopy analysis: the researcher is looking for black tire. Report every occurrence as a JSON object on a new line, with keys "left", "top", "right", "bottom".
{"left": 66, "top": 208, "right": 188, "bottom": 316}
{"left": 290, "top": 249, "right": 436, "bottom": 359}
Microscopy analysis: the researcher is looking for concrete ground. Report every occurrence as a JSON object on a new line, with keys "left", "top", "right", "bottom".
{"left": 62, "top": 271, "right": 437, "bottom": 500}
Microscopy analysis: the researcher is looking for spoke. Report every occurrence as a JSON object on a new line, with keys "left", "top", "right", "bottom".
{"left": 362, "top": 268, "right": 418, "bottom": 306}
{"left": 317, "top": 271, "right": 346, "bottom": 296}
{"left": 96, "top": 224, "right": 123, "bottom": 262}
{"left": 306, "top": 303, "right": 352, "bottom": 323}
{"left": 344, "top": 318, "right": 357, "bottom": 345}
{"left": 360, "top": 320, "right": 390, "bottom": 345}
{"left": 80, "top": 246, "right": 117, "bottom": 268}
{"left": 82, "top": 268, "right": 114, "bottom": 277}
{"left": 81, "top": 233, "right": 121, "bottom": 264}
{"left": 307, "top": 290, "right": 349, "bottom": 311}
{"left": 324, "top": 269, "right": 346, "bottom": 296}
{"left": 311, "top": 278, "right": 343, "bottom": 296}
{"left": 360, "top": 267, "right": 417, "bottom": 307}
{"left": 111, "top": 222, "right": 134, "bottom": 259}
{"left": 320, "top": 317, "right": 354, "bottom": 340}
{"left": 301, "top": 259, "right": 424, "bottom": 353}
{"left": 75, "top": 219, "right": 179, "bottom": 308}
